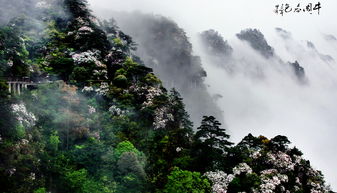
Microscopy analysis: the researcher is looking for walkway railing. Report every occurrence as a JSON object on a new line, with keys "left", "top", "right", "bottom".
{"left": 7, "top": 81, "right": 38, "bottom": 95}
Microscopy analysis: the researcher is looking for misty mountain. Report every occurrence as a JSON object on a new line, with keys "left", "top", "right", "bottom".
{"left": 0, "top": 0, "right": 39, "bottom": 25}
{"left": 199, "top": 29, "right": 233, "bottom": 57}
{"left": 307, "top": 41, "right": 334, "bottom": 62}
{"left": 198, "top": 29, "right": 240, "bottom": 74}
{"left": 236, "top": 28, "right": 307, "bottom": 81}
{"left": 275, "top": 28, "right": 334, "bottom": 63}
{"left": 88, "top": 0, "right": 337, "bottom": 189}
{"left": 324, "top": 34, "right": 337, "bottom": 42}
{"left": 198, "top": 28, "right": 307, "bottom": 83}
{"left": 108, "top": 12, "right": 224, "bottom": 126}
{"left": 288, "top": 60, "right": 305, "bottom": 79}
{"left": 275, "top": 27, "right": 292, "bottom": 40}
{"left": 237, "top": 28, "right": 275, "bottom": 59}
{"left": 0, "top": 0, "right": 335, "bottom": 192}
{"left": 0, "top": 0, "right": 66, "bottom": 26}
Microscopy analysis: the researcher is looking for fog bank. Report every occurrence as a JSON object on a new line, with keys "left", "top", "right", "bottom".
{"left": 88, "top": 0, "right": 337, "bottom": 189}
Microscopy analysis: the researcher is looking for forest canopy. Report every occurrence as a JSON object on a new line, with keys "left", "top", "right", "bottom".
{"left": 0, "top": 0, "right": 332, "bottom": 192}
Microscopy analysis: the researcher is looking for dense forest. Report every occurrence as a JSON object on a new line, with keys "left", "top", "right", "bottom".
{"left": 0, "top": 0, "right": 332, "bottom": 192}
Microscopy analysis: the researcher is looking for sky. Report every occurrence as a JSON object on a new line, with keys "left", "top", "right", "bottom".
{"left": 89, "top": 0, "right": 337, "bottom": 40}
{"left": 88, "top": 0, "right": 337, "bottom": 189}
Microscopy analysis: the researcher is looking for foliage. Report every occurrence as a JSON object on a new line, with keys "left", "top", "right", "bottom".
{"left": 114, "top": 141, "right": 144, "bottom": 161}
{"left": 0, "top": 1, "right": 332, "bottom": 193}
{"left": 205, "top": 134, "right": 331, "bottom": 193}
{"left": 192, "top": 116, "right": 233, "bottom": 172}
{"left": 49, "top": 131, "right": 60, "bottom": 152}
{"left": 163, "top": 167, "right": 211, "bottom": 193}
{"left": 0, "top": 26, "right": 30, "bottom": 77}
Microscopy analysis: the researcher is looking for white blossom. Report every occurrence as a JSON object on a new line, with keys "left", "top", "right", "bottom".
{"left": 11, "top": 103, "right": 37, "bottom": 128}
{"left": 108, "top": 105, "right": 128, "bottom": 116}
{"left": 260, "top": 169, "right": 278, "bottom": 175}
{"left": 7, "top": 59, "right": 13, "bottom": 67}
{"left": 71, "top": 50, "right": 101, "bottom": 66}
{"left": 29, "top": 172, "right": 36, "bottom": 180}
{"left": 8, "top": 168, "right": 16, "bottom": 176}
{"left": 153, "top": 106, "right": 173, "bottom": 129}
{"left": 250, "top": 150, "right": 262, "bottom": 159}
{"left": 78, "top": 26, "right": 94, "bottom": 33}
{"left": 82, "top": 86, "right": 94, "bottom": 92}
{"left": 93, "top": 69, "right": 108, "bottom": 79}
{"left": 266, "top": 151, "right": 295, "bottom": 170}
{"left": 233, "top": 163, "right": 252, "bottom": 175}
{"left": 73, "top": 24, "right": 95, "bottom": 40}
{"left": 95, "top": 82, "right": 109, "bottom": 95}
{"left": 143, "top": 86, "right": 163, "bottom": 108}
{"left": 129, "top": 84, "right": 174, "bottom": 130}
{"left": 205, "top": 171, "right": 234, "bottom": 193}
{"left": 129, "top": 85, "right": 163, "bottom": 108}
{"left": 67, "top": 31, "right": 75, "bottom": 36}
{"left": 75, "top": 17, "right": 89, "bottom": 26}
{"left": 88, "top": 105, "right": 96, "bottom": 114}
{"left": 294, "top": 186, "right": 300, "bottom": 191}
{"left": 259, "top": 169, "right": 288, "bottom": 193}
{"left": 167, "top": 113, "right": 174, "bottom": 122}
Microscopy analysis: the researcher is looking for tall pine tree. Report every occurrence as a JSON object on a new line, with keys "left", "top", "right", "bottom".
{"left": 192, "top": 116, "right": 233, "bottom": 172}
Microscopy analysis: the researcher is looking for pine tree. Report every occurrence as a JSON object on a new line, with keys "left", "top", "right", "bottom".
{"left": 195, "top": 116, "right": 233, "bottom": 150}
{"left": 192, "top": 116, "right": 233, "bottom": 171}
{"left": 64, "top": 0, "right": 91, "bottom": 19}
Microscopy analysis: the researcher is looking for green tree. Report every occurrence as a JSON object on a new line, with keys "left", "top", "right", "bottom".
{"left": 193, "top": 116, "right": 233, "bottom": 172}
{"left": 163, "top": 167, "right": 211, "bottom": 193}
{"left": 195, "top": 116, "right": 232, "bottom": 150}
{"left": 65, "top": 168, "right": 108, "bottom": 193}
{"left": 116, "top": 152, "right": 146, "bottom": 193}
{"left": 114, "top": 141, "right": 144, "bottom": 161}
{"left": 48, "top": 131, "right": 61, "bottom": 152}
{"left": 113, "top": 141, "right": 146, "bottom": 192}
{"left": 269, "top": 135, "right": 291, "bottom": 152}
{"left": 228, "top": 173, "right": 261, "bottom": 193}
{"left": 34, "top": 187, "right": 47, "bottom": 193}
{"left": 0, "top": 26, "right": 30, "bottom": 77}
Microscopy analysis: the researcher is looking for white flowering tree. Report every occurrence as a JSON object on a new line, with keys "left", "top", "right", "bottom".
{"left": 203, "top": 134, "right": 331, "bottom": 193}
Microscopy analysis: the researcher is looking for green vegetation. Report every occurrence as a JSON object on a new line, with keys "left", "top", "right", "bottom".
{"left": 0, "top": 0, "right": 332, "bottom": 192}
{"left": 163, "top": 167, "right": 211, "bottom": 193}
